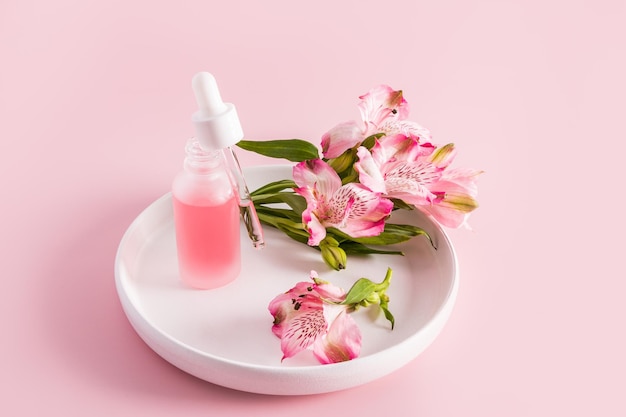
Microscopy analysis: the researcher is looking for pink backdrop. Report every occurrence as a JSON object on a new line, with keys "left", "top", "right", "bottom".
{"left": 2, "top": 0, "right": 624, "bottom": 415}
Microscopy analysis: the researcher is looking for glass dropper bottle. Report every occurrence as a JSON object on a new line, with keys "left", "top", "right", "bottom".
{"left": 172, "top": 72, "right": 264, "bottom": 290}
{"left": 190, "top": 72, "right": 265, "bottom": 249}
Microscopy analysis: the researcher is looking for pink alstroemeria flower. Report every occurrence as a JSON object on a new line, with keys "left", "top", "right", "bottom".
{"left": 293, "top": 159, "right": 394, "bottom": 246}
{"left": 268, "top": 271, "right": 362, "bottom": 364}
{"left": 322, "top": 85, "right": 420, "bottom": 159}
{"left": 355, "top": 134, "right": 481, "bottom": 228}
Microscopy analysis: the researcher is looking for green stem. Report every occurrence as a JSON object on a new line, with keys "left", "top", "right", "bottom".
{"left": 256, "top": 212, "right": 308, "bottom": 238}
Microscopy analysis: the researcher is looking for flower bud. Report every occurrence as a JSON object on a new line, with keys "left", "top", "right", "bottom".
{"left": 320, "top": 238, "right": 347, "bottom": 270}
{"left": 364, "top": 291, "right": 381, "bottom": 305}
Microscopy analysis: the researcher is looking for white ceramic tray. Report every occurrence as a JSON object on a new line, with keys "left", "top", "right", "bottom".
{"left": 114, "top": 165, "right": 458, "bottom": 395}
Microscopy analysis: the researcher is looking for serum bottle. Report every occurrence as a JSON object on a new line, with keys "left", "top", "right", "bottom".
{"left": 173, "top": 72, "right": 264, "bottom": 289}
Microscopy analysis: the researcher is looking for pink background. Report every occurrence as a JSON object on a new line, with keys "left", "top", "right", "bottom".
{"left": 2, "top": 0, "right": 625, "bottom": 415}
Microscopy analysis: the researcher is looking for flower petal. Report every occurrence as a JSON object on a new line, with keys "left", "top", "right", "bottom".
{"left": 441, "top": 168, "right": 483, "bottom": 195}
{"left": 354, "top": 146, "right": 386, "bottom": 194}
{"left": 280, "top": 308, "right": 328, "bottom": 361}
{"left": 429, "top": 143, "right": 457, "bottom": 168}
{"left": 268, "top": 281, "right": 322, "bottom": 338}
{"left": 328, "top": 183, "right": 393, "bottom": 238}
{"left": 312, "top": 276, "right": 347, "bottom": 303}
{"left": 383, "top": 160, "right": 441, "bottom": 205}
{"left": 313, "top": 310, "right": 362, "bottom": 364}
{"left": 358, "top": 85, "right": 409, "bottom": 128}
{"left": 303, "top": 209, "right": 326, "bottom": 246}
{"left": 420, "top": 178, "right": 480, "bottom": 228}
{"left": 293, "top": 159, "right": 342, "bottom": 197}
{"left": 379, "top": 119, "right": 432, "bottom": 143}
{"left": 321, "top": 121, "right": 365, "bottom": 159}
{"left": 375, "top": 133, "right": 431, "bottom": 163}
{"left": 421, "top": 202, "right": 470, "bottom": 229}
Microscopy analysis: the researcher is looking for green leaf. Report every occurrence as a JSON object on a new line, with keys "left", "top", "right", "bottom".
{"left": 237, "top": 139, "right": 319, "bottom": 162}
{"left": 250, "top": 179, "right": 296, "bottom": 196}
{"left": 339, "top": 168, "right": 359, "bottom": 185}
{"left": 327, "top": 148, "right": 357, "bottom": 174}
{"left": 338, "top": 241, "right": 404, "bottom": 256}
{"left": 390, "top": 198, "right": 415, "bottom": 211}
{"left": 253, "top": 192, "right": 295, "bottom": 206}
{"left": 361, "top": 133, "right": 385, "bottom": 149}
{"left": 255, "top": 206, "right": 301, "bottom": 222}
{"left": 253, "top": 192, "right": 306, "bottom": 216}
{"left": 361, "top": 224, "right": 435, "bottom": 248}
{"left": 381, "top": 305, "right": 395, "bottom": 330}
{"left": 342, "top": 278, "right": 378, "bottom": 305}
{"left": 275, "top": 223, "right": 310, "bottom": 244}
{"left": 257, "top": 210, "right": 304, "bottom": 228}
{"left": 329, "top": 223, "right": 434, "bottom": 247}
{"left": 279, "top": 193, "right": 307, "bottom": 214}
{"left": 252, "top": 194, "right": 288, "bottom": 205}
{"left": 349, "top": 233, "right": 413, "bottom": 246}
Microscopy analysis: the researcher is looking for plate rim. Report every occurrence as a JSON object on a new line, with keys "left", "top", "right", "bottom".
{"left": 114, "top": 164, "right": 459, "bottom": 394}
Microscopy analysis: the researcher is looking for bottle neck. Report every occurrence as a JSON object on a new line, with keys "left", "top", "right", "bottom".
{"left": 184, "top": 137, "right": 224, "bottom": 175}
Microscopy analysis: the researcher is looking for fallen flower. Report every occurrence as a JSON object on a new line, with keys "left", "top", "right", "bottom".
{"left": 269, "top": 269, "right": 394, "bottom": 364}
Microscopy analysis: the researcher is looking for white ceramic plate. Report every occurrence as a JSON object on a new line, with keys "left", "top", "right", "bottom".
{"left": 114, "top": 165, "right": 458, "bottom": 395}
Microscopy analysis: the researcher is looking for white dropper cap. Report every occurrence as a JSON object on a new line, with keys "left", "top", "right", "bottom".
{"left": 191, "top": 72, "right": 244, "bottom": 151}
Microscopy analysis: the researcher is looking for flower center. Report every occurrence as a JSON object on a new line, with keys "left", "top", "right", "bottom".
{"left": 386, "top": 162, "right": 441, "bottom": 196}
{"left": 322, "top": 185, "right": 377, "bottom": 227}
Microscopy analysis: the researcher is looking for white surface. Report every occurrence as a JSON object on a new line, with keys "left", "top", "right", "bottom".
{"left": 114, "top": 165, "right": 459, "bottom": 395}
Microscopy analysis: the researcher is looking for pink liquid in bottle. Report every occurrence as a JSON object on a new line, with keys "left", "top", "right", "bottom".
{"left": 173, "top": 194, "right": 241, "bottom": 289}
